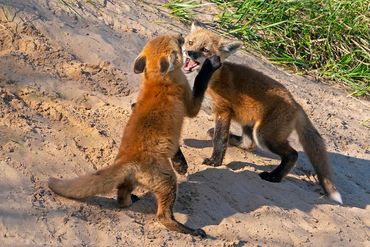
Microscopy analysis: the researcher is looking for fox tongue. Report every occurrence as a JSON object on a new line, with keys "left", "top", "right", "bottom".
{"left": 183, "top": 58, "right": 198, "bottom": 71}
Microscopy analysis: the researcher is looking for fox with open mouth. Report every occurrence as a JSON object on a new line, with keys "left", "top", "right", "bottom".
{"left": 181, "top": 21, "right": 343, "bottom": 204}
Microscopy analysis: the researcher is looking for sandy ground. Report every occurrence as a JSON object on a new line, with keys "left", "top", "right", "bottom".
{"left": 0, "top": 1, "right": 369, "bottom": 246}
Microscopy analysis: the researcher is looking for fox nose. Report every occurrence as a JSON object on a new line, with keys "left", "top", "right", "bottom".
{"left": 187, "top": 51, "right": 200, "bottom": 60}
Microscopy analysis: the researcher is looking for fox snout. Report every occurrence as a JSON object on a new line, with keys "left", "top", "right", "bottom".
{"left": 186, "top": 50, "right": 201, "bottom": 60}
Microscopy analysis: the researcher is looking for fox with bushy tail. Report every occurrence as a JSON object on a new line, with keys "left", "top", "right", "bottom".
{"left": 181, "top": 21, "right": 342, "bottom": 204}
{"left": 49, "top": 34, "right": 222, "bottom": 237}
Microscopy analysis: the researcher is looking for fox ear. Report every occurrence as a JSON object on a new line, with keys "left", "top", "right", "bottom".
{"left": 219, "top": 41, "right": 242, "bottom": 56}
{"left": 134, "top": 55, "right": 146, "bottom": 74}
{"left": 159, "top": 51, "right": 177, "bottom": 76}
{"left": 190, "top": 21, "right": 203, "bottom": 32}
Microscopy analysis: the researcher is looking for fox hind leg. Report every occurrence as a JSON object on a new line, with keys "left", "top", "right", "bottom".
{"left": 139, "top": 161, "right": 206, "bottom": 237}
{"left": 117, "top": 179, "right": 137, "bottom": 208}
{"left": 154, "top": 176, "right": 206, "bottom": 237}
{"left": 254, "top": 117, "right": 298, "bottom": 182}
{"left": 259, "top": 140, "right": 298, "bottom": 182}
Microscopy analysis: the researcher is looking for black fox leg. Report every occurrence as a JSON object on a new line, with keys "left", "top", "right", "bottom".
{"left": 192, "top": 55, "right": 221, "bottom": 98}
{"left": 186, "top": 55, "right": 221, "bottom": 118}
{"left": 259, "top": 141, "right": 298, "bottom": 182}
{"left": 207, "top": 128, "right": 242, "bottom": 146}
{"left": 171, "top": 147, "right": 188, "bottom": 175}
{"left": 203, "top": 112, "right": 231, "bottom": 167}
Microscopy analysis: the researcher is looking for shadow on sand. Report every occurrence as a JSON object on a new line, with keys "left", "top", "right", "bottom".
{"left": 80, "top": 141, "right": 369, "bottom": 230}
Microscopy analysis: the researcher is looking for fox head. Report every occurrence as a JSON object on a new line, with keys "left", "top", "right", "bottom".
{"left": 134, "top": 34, "right": 185, "bottom": 76}
{"left": 183, "top": 21, "right": 242, "bottom": 74}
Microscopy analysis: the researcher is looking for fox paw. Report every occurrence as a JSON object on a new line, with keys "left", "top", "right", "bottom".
{"left": 192, "top": 228, "right": 207, "bottom": 238}
{"left": 208, "top": 55, "right": 221, "bottom": 69}
{"left": 117, "top": 194, "right": 139, "bottom": 208}
{"left": 202, "top": 157, "right": 222, "bottom": 167}
{"left": 172, "top": 159, "right": 188, "bottom": 175}
{"left": 259, "top": 171, "right": 282, "bottom": 183}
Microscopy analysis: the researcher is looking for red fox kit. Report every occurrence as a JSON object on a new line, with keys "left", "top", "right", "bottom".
{"left": 48, "top": 34, "right": 221, "bottom": 237}
{"left": 182, "top": 22, "right": 342, "bottom": 204}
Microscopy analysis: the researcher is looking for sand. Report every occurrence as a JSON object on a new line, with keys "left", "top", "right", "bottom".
{"left": 0, "top": 0, "right": 369, "bottom": 246}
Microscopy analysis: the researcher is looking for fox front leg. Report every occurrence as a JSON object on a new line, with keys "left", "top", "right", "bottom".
{"left": 186, "top": 55, "right": 221, "bottom": 117}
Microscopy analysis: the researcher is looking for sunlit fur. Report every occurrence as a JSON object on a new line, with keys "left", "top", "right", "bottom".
{"left": 48, "top": 34, "right": 213, "bottom": 237}
{"left": 183, "top": 23, "right": 342, "bottom": 204}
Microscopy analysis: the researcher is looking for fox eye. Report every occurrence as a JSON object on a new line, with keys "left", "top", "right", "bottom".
{"left": 188, "top": 40, "right": 193, "bottom": 45}
{"left": 201, "top": 47, "right": 209, "bottom": 53}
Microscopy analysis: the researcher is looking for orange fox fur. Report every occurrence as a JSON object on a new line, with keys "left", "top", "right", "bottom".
{"left": 48, "top": 34, "right": 221, "bottom": 237}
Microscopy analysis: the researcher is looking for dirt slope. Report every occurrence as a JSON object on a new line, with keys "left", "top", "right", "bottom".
{"left": 0, "top": 1, "right": 369, "bottom": 246}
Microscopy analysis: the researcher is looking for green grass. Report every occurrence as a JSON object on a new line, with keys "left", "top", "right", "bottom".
{"left": 165, "top": 0, "right": 370, "bottom": 97}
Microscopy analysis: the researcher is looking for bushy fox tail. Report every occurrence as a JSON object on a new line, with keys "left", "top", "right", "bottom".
{"left": 295, "top": 108, "right": 342, "bottom": 204}
{"left": 48, "top": 165, "right": 129, "bottom": 199}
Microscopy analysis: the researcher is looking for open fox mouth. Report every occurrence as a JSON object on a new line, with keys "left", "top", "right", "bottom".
{"left": 183, "top": 57, "right": 200, "bottom": 72}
